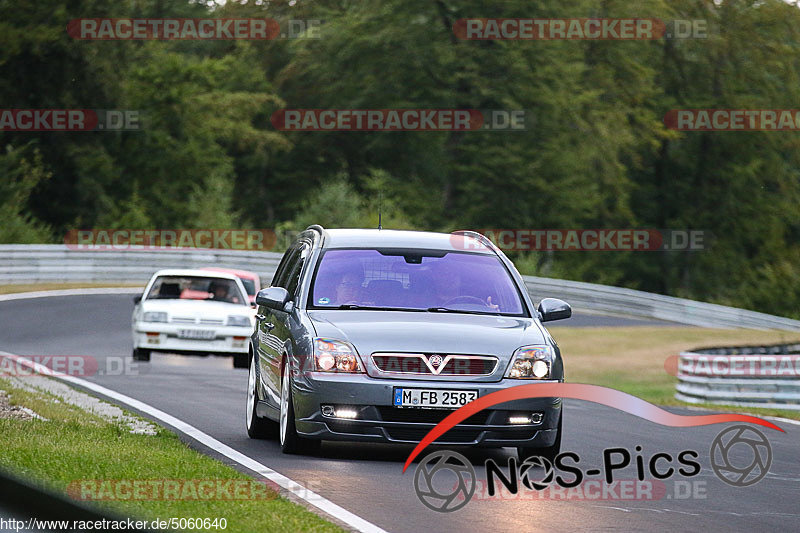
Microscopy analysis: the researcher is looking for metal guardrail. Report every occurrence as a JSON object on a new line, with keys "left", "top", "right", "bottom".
{"left": 2, "top": 244, "right": 800, "bottom": 331}
{"left": 522, "top": 275, "right": 800, "bottom": 331}
{"left": 0, "top": 244, "right": 283, "bottom": 285}
{"left": 675, "top": 344, "right": 800, "bottom": 410}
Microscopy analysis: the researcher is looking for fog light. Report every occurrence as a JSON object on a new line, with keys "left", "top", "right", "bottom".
{"left": 321, "top": 404, "right": 358, "bottom": 419}
{"left": 508, "top": 412, "right": 544, "bottom": 425}
{"left": 335, "top": 408, "right": 358, "bottom": 419}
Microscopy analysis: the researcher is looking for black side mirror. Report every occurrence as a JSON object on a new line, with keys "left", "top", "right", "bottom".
{"left": 255, "top": 287, "right": 294, "bottom": 312}
{"left": 537, "top": 298, "right": 571, "bottom": 322}
{"left": 133, "top": 294, "right": 142, "bottom": 304}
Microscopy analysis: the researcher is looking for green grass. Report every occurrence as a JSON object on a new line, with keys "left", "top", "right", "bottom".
{"left": 0, "top": 378, "right": 342, "bottom": 532}
{"left": 548, "top": 325, "right": 800, "bottom": 421}
{"left": 0, "top": 283, "right": 143, "bottom": 294}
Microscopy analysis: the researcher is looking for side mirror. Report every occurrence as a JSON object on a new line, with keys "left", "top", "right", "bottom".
{"left": 255, "top": 287, "right": 293, "bottom": 312}
{"left": 133, "top": 294, "right": 142, "bottom": 304}
{"left": 537, "top": 298, "right": 571, "bottom": 322}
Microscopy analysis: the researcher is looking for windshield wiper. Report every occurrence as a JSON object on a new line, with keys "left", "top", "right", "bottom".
{"left": 336, "top": 304, "right": 420, "bottom": 311}
{"left": 426, "top": 306, "right": 497, "bottom": 315}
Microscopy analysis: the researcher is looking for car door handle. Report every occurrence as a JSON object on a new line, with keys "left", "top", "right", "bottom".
{"left": 255, "top": 314, "right": 266, "bottom": 321}
{"left": 265, "top": 322, "right": 275, "bottom": 331}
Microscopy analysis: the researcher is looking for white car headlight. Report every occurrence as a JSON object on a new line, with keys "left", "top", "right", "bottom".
{"left": 313, "top": 338, "right": 363, "bottom": 373}
{"left": 227, "top": 315, "right": 251, "bottom": 327}
{"left": 506, "top": 345, "right": 554, "bottom": 379}
{"left": 142, "top": 311, "right": 168, "bottom": 323}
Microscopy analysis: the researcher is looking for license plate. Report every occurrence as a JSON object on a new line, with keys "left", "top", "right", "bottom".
{"left": 393, "top": 388, "right": 478, "bottom": 408}
{"left": 178, "top": 329, "right": 216, "bottom": 340}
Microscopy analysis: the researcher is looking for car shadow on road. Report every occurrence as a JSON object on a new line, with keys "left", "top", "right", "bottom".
{"left": 313, "top": 441, "right": 515, "bottom": 466}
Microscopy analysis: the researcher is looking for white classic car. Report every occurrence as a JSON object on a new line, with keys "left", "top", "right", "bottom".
{"left": 132, "top": 269, "right": 255, "bottom": 368}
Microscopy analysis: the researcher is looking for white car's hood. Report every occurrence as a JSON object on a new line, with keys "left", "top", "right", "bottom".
{"left": 138, "top": 299, "right": 254, "bottom": 324}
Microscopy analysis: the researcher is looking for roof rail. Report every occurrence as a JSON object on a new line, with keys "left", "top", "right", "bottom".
{"left": 305, "top": 224, "right": 325, "bottom": 234}
{"left": 304, "top": 224, "right": 327, "bottom": 247}
{"left": 450, "top": 230, "right": 501, "bottom": 255}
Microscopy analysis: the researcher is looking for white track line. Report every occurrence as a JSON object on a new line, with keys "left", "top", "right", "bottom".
{"left": 679, "top": 403, "right": 800, "bottom": 428}
{"left": 0, "top": 351, "right": 387, "bottom": 533}
{"left": 763, "top": 416, "right": 800, "bottom": 427}
{"left": 0, "top": 288, "right": 142, "bottom": 302}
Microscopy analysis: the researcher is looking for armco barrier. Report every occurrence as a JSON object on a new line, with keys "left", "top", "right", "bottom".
{"left": 2, "top": 244, "right": 800, "bottom": 331}
{"left": 522, "top": 276, "right": 800, "bottom": 331}
{"left": 675, "top": 343, "right": 800, "bottom": 410}
{"left": 0, "top": 244, "right": 283, "bottom": 285}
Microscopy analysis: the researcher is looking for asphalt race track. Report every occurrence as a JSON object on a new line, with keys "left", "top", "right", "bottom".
{"left": 1, "top": 294, "right": 798, "bottom": 532}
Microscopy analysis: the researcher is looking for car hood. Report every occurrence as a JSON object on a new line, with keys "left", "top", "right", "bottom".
{"left": 138, "top": 299, "right": 254, "bottom": 322}
{"left": 307, "top": 310, "right": 545, "bottom": 357}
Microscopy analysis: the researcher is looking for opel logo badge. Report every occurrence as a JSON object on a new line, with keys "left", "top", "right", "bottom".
{"left": 429, "top": 354, "right": 444, "bottom": 368}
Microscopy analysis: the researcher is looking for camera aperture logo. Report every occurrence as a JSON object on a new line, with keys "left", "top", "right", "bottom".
{"left": 710, "top": 425, "right": 772, "bottom": 487}
{"left": 413, "top": 450, "right": 475, "bottom": 512}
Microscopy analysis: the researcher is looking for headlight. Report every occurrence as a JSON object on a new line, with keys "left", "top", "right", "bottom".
{"left": 506, "top": 345, "right": 554, "bottom": 379}
{"left": 227, "top": 315, "right": 251, "bottom": 327}
{"left": 313, "top": 338, "right": 363, "bottom": 373}
{"left": 142, "top": 311, "right": 168, "bottom": 323}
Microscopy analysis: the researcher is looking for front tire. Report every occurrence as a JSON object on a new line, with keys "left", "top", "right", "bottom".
{"left": 518, "top": 412, "right": 562, "bottom": 463}
{"left": 279, "top": 365, "right": 320, "bottom": 455}
{"left": 246, "top": 353, "right": 276, "bottom": 439}
{"left": 233, "top": 352, "right": 248, "bottom": 369}
{"left": 132, "top": 348, "right": 151, "bottom": 361}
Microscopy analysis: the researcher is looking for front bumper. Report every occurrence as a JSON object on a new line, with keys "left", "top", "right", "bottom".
{"left": 132, "top": 322, "right": 251, "bottom": 354}
{"left": 291, "top": 373, "right": 561, "bottom": 447}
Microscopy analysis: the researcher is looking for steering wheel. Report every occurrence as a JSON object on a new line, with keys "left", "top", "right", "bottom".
{"left": 442, "top": 295, "right": 491, "bottom": 308}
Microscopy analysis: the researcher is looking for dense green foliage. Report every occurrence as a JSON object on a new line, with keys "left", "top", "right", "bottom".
{"left": 2, "top": 0, "right": 800, "bottom": 317}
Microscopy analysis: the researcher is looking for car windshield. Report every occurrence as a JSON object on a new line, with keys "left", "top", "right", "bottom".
{"left": 146, "top": 276, "right": 247, "bottom": 305}
{"left": 309, "top": 249, "right": 525, "bottom": 315}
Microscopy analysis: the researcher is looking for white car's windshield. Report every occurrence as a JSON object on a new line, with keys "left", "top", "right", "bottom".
{"left": 309, "top": 249, "right": 526, "bottom": 315}
{"left": 146, "top": 276, "right": 247, "bottom": 305}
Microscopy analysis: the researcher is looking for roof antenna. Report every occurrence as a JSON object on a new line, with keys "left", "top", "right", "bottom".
{"left": 377, "top": 190, "right": 383, "bottom": 230}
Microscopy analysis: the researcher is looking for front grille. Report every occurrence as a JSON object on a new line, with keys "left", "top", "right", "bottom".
{"left": 386, "top": 428, "right": 480, "bottom": 443}
{"left": 372, "top": 353, "right": 498, "bottom": 376}
{"left": 198, "top": 318, "right": 224, "bottom": 325}
{"left": 377, "top": 407, "right": 490, "bottom": 425}
{"left": 171, "top": 317, "right": 196, "bottom": 324}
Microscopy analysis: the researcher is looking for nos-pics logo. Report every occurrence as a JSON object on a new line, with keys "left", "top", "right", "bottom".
{"left": 413, "top": 425, "right": 772, "bottom": 512}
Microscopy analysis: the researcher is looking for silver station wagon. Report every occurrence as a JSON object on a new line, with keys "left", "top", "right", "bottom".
{"left": 245, "top": 226, "right": 571, "bottom": 461}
